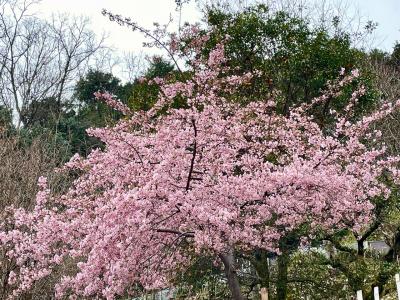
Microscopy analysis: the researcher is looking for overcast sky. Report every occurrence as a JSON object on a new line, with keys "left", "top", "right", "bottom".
{"left": 355, "top": 0, "right": 399, "bottom": 50}
{"left": 38, "top": 0, "right": 202, "bottom": 53}
{"left": 36, "top": 0, "right": 399, "bottom": 78}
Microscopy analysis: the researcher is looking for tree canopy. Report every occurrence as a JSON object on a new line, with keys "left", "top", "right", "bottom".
{"left": 1, "top": 27, "right": 400, "bottom": 300}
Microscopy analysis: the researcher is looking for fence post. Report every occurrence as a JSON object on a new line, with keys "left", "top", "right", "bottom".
{"left": 395, "top": 273, "right": 400, "bottom": 300}
{"left": 374, "top": 286, "right": 380, "bottom": 300}
{"left": 356, "top": 290, "right": 363, "bottom": 300}
{"left": 260, "top": 287, "right": 268, "bottom": 300}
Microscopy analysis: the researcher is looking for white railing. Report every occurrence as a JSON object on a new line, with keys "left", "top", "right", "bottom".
{"left": 356, "top": 273, "right": 400, "bottom": 300}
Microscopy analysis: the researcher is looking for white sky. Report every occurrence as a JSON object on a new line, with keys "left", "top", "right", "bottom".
{"left": 36, "top": 0, "right": 399, "bottom": 78}
{"left": 355, "top": 0, "right": 399, "bottom": 51}
{"left": 38, "top": 0, "right": 202, "bottom": 53}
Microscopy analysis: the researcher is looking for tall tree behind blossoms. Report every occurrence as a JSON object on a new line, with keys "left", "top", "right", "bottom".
{"left": 1, "top": 25, "right": 400, "bottom": 300}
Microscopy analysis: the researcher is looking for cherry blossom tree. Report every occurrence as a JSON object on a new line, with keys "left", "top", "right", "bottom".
{"left": 1, "top": 28, "right": 400, "bottom": 300}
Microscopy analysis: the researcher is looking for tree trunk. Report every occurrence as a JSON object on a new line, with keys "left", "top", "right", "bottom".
{"left": 219, "top": 250, "right": 244, "bottom": 300}
{"left": 357, "top": 239, "right": 365, "bottom": 256}
{"left": 252, "top": 249, "right": 270, "bottom": 291}
{"left": 276, "top": 252, "right": 289, "bottom": 300}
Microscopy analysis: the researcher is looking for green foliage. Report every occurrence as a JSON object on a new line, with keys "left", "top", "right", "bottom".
{"left": 21, "top": 97, "right": 61, "bottom": 128}
{"left": 48, "top": 70, "right": 133, "bottom": 156}
{"left": 16, "top": 125, "right": 72, "bottom": 160}
{"left": 172, "top": 256, "right": 230, "bottom": 299}
{"left": 128, "top": 80, "right": 160, "bottom": 112}
{"left": 0, "top": 105, "right": 13, "bottom": 130}
{"left": 74, "top": 69, "right": 128, "bottom": 126}
{"left": 127, "top": 56, "right": 176, "bottom": 112}
{"left": 144, "top": 56, "right": 175, "bottom": 79}
{"left": 204, "top": 4, "right": 375, "bottom": 117}
{"left": 391, "top": 42, "right": 400, "bottom": 68}
{"left": 55, "top": 112, "right": 102, "bottom": 157}
{"left": 75, "top": 69, "right": 124, "bottom": 105}
{"left": 369, "top": 48, "right": 391, "bottom": 63}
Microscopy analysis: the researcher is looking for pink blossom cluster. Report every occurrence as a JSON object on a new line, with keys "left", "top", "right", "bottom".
{"left": 1, "top": 38, "right": 400, "bottom": 300}
{"left": 94, "top": 91, "right": 132, "bottom": 115}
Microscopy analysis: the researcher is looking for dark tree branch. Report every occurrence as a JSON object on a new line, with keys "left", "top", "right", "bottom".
{"left": 323, "top": 235, "right": 356, "bottom": 254}
{"left": 155, "top": 228, "right": 194, "bottom": 237}
{"left": 186, "top": 118, "right": 197, "bottom": 191}
{"left": 101, "top": 9, "right": 182, "bottom": 73}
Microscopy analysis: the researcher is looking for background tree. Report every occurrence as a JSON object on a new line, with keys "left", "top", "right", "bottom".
{"left": 390, "top": 42, "right": 400, "bottom": 68}
{"left": 127, "top": 56, "right": 176, "bottom": 112}
{"left": 0, "top": 0, "right": 104, "bottom": 128}
{"left": 20, "top": 97, "right": 61, "bottom": 128}
{"left": 201, "top": 4, "right": 376, "bottom": 118}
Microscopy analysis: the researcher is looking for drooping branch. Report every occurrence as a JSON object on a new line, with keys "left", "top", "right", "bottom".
{"left": 101, "top": 9, "right": 182, "bottom": 73}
